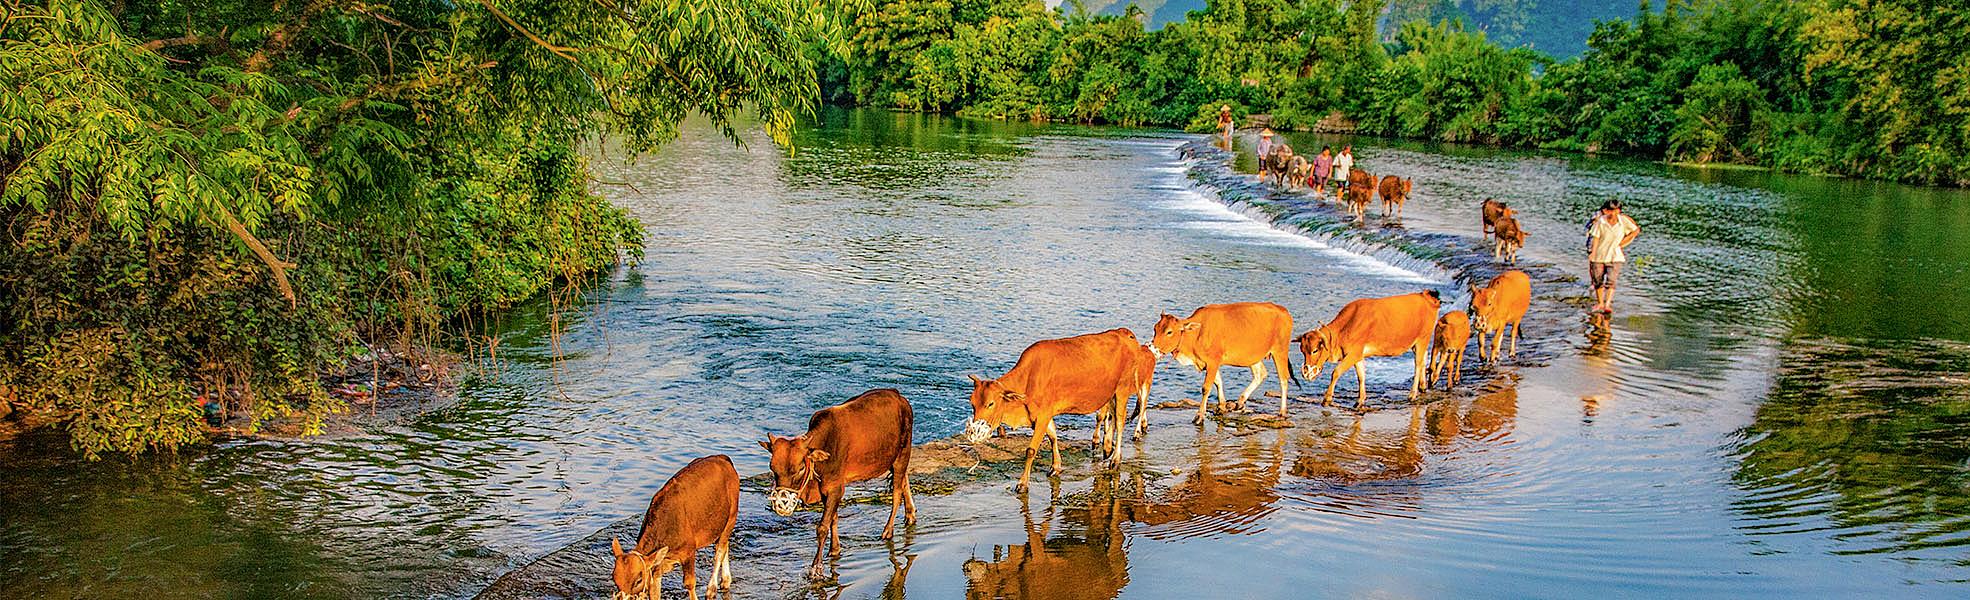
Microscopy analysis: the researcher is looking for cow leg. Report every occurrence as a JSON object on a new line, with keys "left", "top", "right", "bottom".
{"left": 715, "top": 518, "right": 735, "bottom": 591}
{"left": 1273, "top": 344, "right": 1293, "bottom": 417}
{"left": 1135, "top": 380, "right": 1151, "bottom": 438}
{"left": 1411, "top": 342, "right": 1427, "bottom": 398}
{"left": 1489, "top": 327, "right": 1505, "bottom": 364}
{"left": 896, "top": 446, "right": 917, "bottom": 526}
{"left": 682, "top": 552, "right": 699, "bottom": 600}
{"left": 1193, "top": 366, "right": 1220, "bottom": 425}
{"left": 1046, "top": 419, "right": 1063, "bottom": 476}
{"left": 1237, "top": 362, "right": 1266, "bottom": 414}
{"left": 1018, "top": 427, "right": 1043, "bottom": 492}
{"left": 1322, "top": 363, "right": 1344, "bottom": 407}
{"left": 1353, "top": 360, "right": 1370, "bottom": 409}
{"left": 882, "top": 471, "right": 901, "bottom": 540}
{"left": 807, "top": 489, "right": 830, "bottom": 579}
{"left": 1509, "top": 321, "right": 1521, "bottom": 357}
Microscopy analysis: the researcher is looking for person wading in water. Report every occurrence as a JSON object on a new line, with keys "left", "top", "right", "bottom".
{"left": 1256, "top": 129, "right": 1275, "bottom": 179}
{"left": 1218, "top": 105, "right": 1234, "bottom": 147}
{"left": 1586, "top": 200, "right": 1641, "bottom": 313}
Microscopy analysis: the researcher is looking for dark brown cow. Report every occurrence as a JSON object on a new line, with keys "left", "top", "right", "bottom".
{"left": 966, "top": 328, "right": 1147, "bottom": 492}
{"left": 1298, "top": 290, "right": 1440, "bottom": 408}
{"left": 1470, "top": 271, "right": 1531, "bottom": 363}
{"left": 1378, "top": 175, "right": 1413, "bottom": 218}
{"left": 1345, "top": 169, "right": 1376, "bottom": 220}
{"left": 1151, "top": 302, "right": 1297, "bottom": 423}
{"left": 1493, "top": 215, "right": 1527, "bottom": 264}
{"left": 762, "top": 389, "right": 916, "bottom": 579}
{"left": 610, "top": 455, "right": 739, "bottom": 600}
{"left": 1481, "top": 198, "right": 1513, "bottom": 240}
{"left": 1428, "top": 310, "right": 1471, "bottom": 388}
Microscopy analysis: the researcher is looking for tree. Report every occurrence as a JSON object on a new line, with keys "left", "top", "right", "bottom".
{"left": 0, "top": 0, "right": 831, "bottom": 456}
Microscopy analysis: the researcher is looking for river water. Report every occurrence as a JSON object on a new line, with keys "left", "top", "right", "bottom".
{"left": 3, "top": 109, "right": 1967, "bottom": 598}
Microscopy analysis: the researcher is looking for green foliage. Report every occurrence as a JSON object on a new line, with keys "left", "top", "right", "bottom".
{"left": 826, "top": 0, "right": 1965, "bottom": 186}
{"left": 1, "top": 0, "right": 827, "bottom": 456}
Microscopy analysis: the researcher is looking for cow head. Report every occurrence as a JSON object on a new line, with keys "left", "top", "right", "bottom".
{"left": 1468, "top": 282, "right": 1498, "bottom": 327}
{"left": 610, "top": 538, "right": 674, "bottom": 600}
{"left": 965, "top": 374, "right": 1027, "bottom": 442}
{"left": 1149, "top": 313, "right": 1199, "bottom": 363}
{"left": 760, "top": 436, "right": 827, "bottom": 516}
{"left": 1297, "top": 327, "right": 1339, "bottom": 381}
{"left": 1401, "top": 178, "right": 1414, "bottom": 196}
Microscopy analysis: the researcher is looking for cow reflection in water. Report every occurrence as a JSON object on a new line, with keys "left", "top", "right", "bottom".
{"left": 1122, "top": 428, "right": 1285, "bottom": 536}
{"left": 1293, "top": 389, "right": 1520, "bottom": 482}
{"left": 963, "top": 485, "right": 1129, "bottom": 600}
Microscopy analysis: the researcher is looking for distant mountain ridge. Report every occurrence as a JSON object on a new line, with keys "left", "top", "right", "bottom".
{"left": 1054, "top": 0, "right": 1633, "bottom": 58}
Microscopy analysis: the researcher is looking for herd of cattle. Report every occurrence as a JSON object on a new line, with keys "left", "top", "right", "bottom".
{"left": 604, "top": 147, "right": 1541, "bottom": 600}
{"left": 1264, "top": 144, "right": 1529, "bottom": 264}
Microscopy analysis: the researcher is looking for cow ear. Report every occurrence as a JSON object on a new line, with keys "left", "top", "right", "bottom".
{"left": 612, "top": 537, "right": 625, "bottom": 557}
{"left": 1003, "top": 390, "right": 1026, "bottom": 403}
{"left": 1180, "top": 322, "right": 1200, "bottom": 332}
{"left": 650, "top": 546, "right": 670, "bottom": 566}
{"left": 968, "top": 374, "right": 984, "bottom": 385}
{"left": 758, "top": 438, "right": 773, "bottom": 452}
{"left": 808, "top": 450, "right": 832, "bottom": 463}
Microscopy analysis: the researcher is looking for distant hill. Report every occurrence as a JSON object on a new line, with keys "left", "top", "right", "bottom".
{"left": 1049, "top": 0, "right": 1635, "bottom": 58}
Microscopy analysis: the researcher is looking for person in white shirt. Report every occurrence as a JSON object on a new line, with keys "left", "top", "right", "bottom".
{"left": 1332, "top": 146, "right": 1354, "bottom": 194}
{"left": 1586, "top": 199, "right": 1641, "bottom": 313}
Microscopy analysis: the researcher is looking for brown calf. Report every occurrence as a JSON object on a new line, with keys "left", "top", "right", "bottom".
{"left": 1345, "top": 169, "right": 1376, "bottom": 220}
{"left": 1469, "top": 271, "right": 1532, "bottom": 363}
{"left": 1493, "top": 215, "right": 1527, "bottom": 264}
{"left": 1428, "top": 310, "right": 1471, "bottom": 388}
{"left": 762, "top": 389, "right": 916, "bottom": 579}
{"left": 966, "top": 328, "right": 1147, "bottom": 492}
{"left": 1481, "top": 198, "right": 1513, "bottom": 240}
{"left": 1298, "top": 290, "right": 1440, "bottom": 408}
{"left": 1378, "top": 175, "right": 1414, "bottom": 219}
{"left": 1151, "top": 303, "right": 1297, "bottom": 423}
{"left": 610, "top": 454, "right": 739, "bottom": 600}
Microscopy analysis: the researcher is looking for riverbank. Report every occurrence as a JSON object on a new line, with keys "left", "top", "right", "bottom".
{"left": 471, "top": 133, "right": 1600, "bottom": 597}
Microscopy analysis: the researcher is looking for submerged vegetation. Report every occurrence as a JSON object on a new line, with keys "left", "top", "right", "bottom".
{"left": 0, "top": 0, "right": 833, "bottom": 456}
{"left": 824, "top": 0, "right": 1967, "bottom": 185}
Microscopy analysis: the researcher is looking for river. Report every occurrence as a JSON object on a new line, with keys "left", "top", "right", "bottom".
{"left": 2, "top": 108, "right": 1966, "bottom": 598}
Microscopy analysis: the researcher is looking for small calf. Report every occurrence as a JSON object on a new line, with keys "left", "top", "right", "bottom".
{"left": 1428, "top": 311, "right": 1471, "bottom": 389}
{"left": 611, "top": 454, "right": 739, "bottom": 600}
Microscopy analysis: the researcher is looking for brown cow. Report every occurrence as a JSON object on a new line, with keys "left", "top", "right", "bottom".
{"left": 1151, "top": 302, "right": 1297, "bottom": 423}
{"left": 1378, "top": 175, "right": 1413, "bottom": 219}
{"left": 1493, "top": 215, "right": 1527, "bottom": 264}
{"left": 761, "top": 388, "right": 916, "bottom": 580}
{"left": 610, "top": 454, "right": 739, "bottom": 600}
{"left": 1428, "top": 310, "right": 1471, "bottom": 388}
{"left": 1481, "top": 198, "right": 1513, "bottom": 240}
{"left": 965, "top": 328, "right": 1147, "bottom": 492}
{"left": 1469, "top": 271, "right": 1531, "bottom": 364}
{"left": 1297, "top": 290, "right": 1440, "bottom": 408}
{"left": 1345, "top": 169, "right": 1375, "bottom": 220}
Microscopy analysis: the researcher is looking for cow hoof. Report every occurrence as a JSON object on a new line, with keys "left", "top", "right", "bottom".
{"left": 806, "top": 565, "right": 826, "bottom": 581}
{"left": 1190, "top": 414, "right": 1205, "bottom": 425}
{"left": 1013, "top": 481, "right": 1029, "bottom": 493}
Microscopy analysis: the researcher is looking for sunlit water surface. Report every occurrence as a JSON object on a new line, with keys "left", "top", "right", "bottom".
{"left": 3, "top": 110, "right": 1967, "bottom": 598}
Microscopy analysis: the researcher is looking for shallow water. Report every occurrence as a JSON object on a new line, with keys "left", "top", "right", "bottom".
{"left": 3, "top": 110, "right": 1968, "bottom": 598}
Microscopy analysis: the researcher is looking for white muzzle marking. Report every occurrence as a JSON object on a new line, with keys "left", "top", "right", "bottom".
{"left": 768, "top": 488, "right": 802, "bottom": 516}
{"left": 964, "top": 420, "right": 993, "bottom": 443}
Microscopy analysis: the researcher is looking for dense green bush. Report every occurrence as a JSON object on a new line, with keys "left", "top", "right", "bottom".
{"left": 823, "top": 0, "right": 1966, "bottom": 186}
{"left": 0, "top": 0, "right": 829, "bottom": 456}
